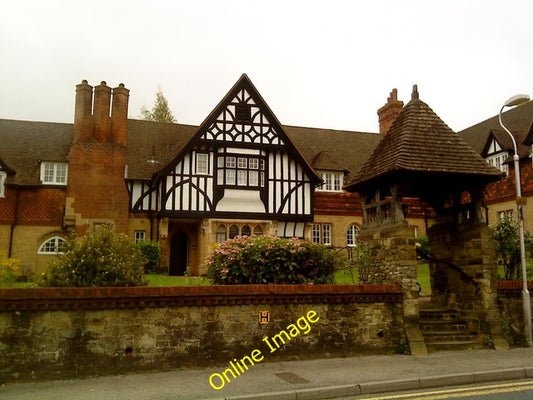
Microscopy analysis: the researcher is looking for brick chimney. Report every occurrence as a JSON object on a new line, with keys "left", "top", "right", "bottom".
{"left": 73, "top": 80, "right": 93, "bottom": 142}
{"left": 93, "top": 81, "right": 112, "bottom": 143}
{"left": 67, "top": 80, "right": 130, "bottom": 235}
{"left": 377, "top": 88, "right": 404, "bottom": 135}
{"left": 110, "top": 83, "right": 130, "bottom": 146}
{"left": 72, "top": 80, "right": 129, "bottom": 145}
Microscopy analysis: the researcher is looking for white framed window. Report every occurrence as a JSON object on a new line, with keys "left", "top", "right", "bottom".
{"left": 0, "top": 171, "right": 6, "bottom": 197}
{"left": 226, "top": 157, "right": 236, "bottom": 168}
{"left": 237, "top": 170, "right": 247, "bottom": 186}
{"left": 249, "top": 158, "right": 259, "bottom": 169}
{"left": 249, "top": 170, "right": 259, "bottom": 186}
{"left": 38, "top": 236, "right": 67, "bottom": 254}
{"left": 134, "top": 230, "right": 146, "bottom": 243}
{"left": 40, "top": 162, "right": 68, "bottom": 185}
{"left": 217, "top": 154, "right": 265, "bottom": 188}
{"left": 317, "top": 171, "right": 343, "bottom": 192}
{"left": 238, "top": 157, "right": 247, "bottom": 169}
{"left": 486, "top": 153, "right": 508, "bottom": 175}
{"left": 312, "top": 223, "right": 332, "bottom": 245}
{"left": 346, "top": 224, "right": 360, "bottom": 247}
{"left": 498, "top": 210, "right": 514, "bottom": 220}
{"left": 196, "top": 153, "right": 209, "bottom": 174}
{"left": 226, "top": 169, "right": 236, "bottom": 185}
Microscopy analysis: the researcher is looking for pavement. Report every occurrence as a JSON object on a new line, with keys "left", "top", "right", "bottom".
{"left": 1, "top": 348, "right": 533, "bottom": 400}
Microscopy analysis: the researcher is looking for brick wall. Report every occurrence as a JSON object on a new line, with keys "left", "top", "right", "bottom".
{"left": 0, "top": 284, "right": 403, "bottom": 383}
{"left": 66, "top": 143, "right": 129, "bottom": 234}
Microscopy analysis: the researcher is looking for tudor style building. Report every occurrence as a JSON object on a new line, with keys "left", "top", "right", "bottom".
{"left": 125, "top": 75, "right": 321, "bottom": 275}
{"left": 1, "top": 75, "right": 532, "bottom": 277}
{"left": 0, "top": 75, "right": 380, "bottom": 276}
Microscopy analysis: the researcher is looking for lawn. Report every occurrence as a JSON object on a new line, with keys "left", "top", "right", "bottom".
{"left": 417, "top": 262, "right": 430, "bottom": 296}
{"left": 146, "top": 274, "right": 212, "bottom": 286}
{"left": 1, "top": 264, "right": 431, "bottom": 289}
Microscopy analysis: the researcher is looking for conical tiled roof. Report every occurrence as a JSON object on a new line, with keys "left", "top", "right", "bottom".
{"left": 346, "top": 86, "right": 503, "bottom": 191}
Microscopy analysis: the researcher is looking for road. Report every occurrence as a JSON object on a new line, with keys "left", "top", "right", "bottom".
{"left": 331, "top": 380, "right": 533, "bottom": 400}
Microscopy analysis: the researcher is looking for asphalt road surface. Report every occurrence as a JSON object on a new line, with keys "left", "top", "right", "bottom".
{"left": 336, "top": 379, "right": 533, "bottom": 400}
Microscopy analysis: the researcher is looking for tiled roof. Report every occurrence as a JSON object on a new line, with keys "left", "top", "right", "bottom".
{"left": 127, "top": 119, "right": 197, "bottom": 180}
{"left": 0, "top": 118, "right": 383, "bottom": 185}
{"left": 347, "top": 87, "right": 503, "bottom": 191}
{"left": 460, "top": 100, "right": 533, "bottom": 158}
{"left": 284, "top": 126, "right": 381, "bottom": 183}
{"left": 0, "top": 119, "right": 72, "bottom": 185}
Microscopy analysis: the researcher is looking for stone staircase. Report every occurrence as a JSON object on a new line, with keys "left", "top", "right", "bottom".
{"left": 419, "top": 305, "right": 485, "bottom": 353}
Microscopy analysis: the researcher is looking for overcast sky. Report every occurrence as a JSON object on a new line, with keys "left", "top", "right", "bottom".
{"left": 1, "top": 0, "right": 532, "bottom": 133}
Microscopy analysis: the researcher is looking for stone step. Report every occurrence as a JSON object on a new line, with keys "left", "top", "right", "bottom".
{"left": 419, "top": 310, "right": 458, "bottom": 321}
{"left": 419, "top": 320, "right": 468, "bottom": 331}
{"left": 418, "top": 304, "right": 484, "bottom": 352}
{"left": 422, "top": 331, "right": 480, "bottom": 342}
{"left": 425, "top": 339, "right": 485, "bottom": 353}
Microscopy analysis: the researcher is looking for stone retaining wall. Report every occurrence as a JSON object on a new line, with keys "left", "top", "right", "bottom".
{"left": 0, "top": 285, "right": 403, "bottom": 383}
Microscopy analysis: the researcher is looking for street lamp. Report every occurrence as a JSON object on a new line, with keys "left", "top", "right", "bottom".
{"left": 498, "top": 93, "right": 532, "bottom": 347}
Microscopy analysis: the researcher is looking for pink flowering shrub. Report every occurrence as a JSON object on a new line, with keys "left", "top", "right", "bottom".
{"left": 206, "top": 235, "right": 338, "bottom": 284}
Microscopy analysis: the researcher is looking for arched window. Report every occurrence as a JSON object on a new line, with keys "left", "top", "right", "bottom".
{"left": 253, "top": 225, "right": 263, "bottom": 236}
{"left": 229, "top": 225, "right": 239, "bottom": 239}
{"left": 346, "top": 225, "right": 360, "bottom": 247}
{"left": 38, "top": 236, "right": 66, "bottom": 254}
{"left": 216, "top": 225, "right": 227, "bottom": 244}
{"left": 241, "top": 225, "right": 251, "bottom": 236}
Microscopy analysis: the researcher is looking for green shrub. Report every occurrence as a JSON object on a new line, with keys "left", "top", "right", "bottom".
{"left": 0, "top": 251, "right": 23, "bottom": 286}
{"left": 206, "top": 235, "right": 338, "bottom": 284}
{"left": 135, "top": 240, "right": 161, "bottom": 273}
{"left": 39, "top": 226, "right": 148, "bottom": 287}
{"left": 492, "top": 217, "right": 533, "bottom": 280}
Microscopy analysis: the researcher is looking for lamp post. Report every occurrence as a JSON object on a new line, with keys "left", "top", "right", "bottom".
{"left": 498, "top": 93, "right": 532, "bottom": 347}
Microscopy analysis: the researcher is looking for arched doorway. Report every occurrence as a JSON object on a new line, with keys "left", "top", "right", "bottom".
{"left": 169, "top": 233, "right": 188, "bottom": 276}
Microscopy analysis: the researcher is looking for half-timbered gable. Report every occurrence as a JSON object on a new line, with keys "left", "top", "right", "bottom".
{"left": 155, "top": 74, "right": 321, "bottom": 222}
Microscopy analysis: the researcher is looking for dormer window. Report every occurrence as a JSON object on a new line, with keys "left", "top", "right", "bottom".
{"left": 40, "top": 162, "right": 68, "bottom": 185}
{"left": 485, "top": 139, "right": 508, "bottom": 175}
{"left": 317, "top": 171, "right": 343, "bottom": 192}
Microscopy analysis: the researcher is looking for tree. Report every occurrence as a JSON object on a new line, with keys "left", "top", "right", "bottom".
{"left": 140, "top": 87, "right": 177, "bottom": 123}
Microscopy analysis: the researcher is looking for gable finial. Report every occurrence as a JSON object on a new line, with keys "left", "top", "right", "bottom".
{"left": 411, "top": 84, "right": 419, "bottom": 100}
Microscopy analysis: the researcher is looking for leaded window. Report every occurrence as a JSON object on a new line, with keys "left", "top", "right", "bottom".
{"left": 196, "top": 153, "right": 209, "bottom": 174}
{"left": 317, "top": 171, "right": 343, "bottom": 192}
{"left": 40, "top": 162, "right": 68, "bottom": 185}
{"left": 346, "top": 224, "right": 360, "bottom": 247}
{"left": 38, "top": 236, "right": 67, "bottom": 254}
{"left": 312, "top": 223, "right": 332, "bottom": 245}
{"left": 216, "top": 154, "right": 265, "bottom": 188}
